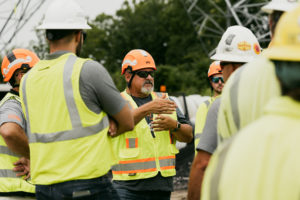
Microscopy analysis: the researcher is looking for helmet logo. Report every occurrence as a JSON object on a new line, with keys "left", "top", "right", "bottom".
{"left": 253, "top": 43, "right": 261, "bottom": 55}
{"left": 225, "top": 34, "right": 235, "bottom": 45}
{"left": 139, "top": 50, "right": 148, "bottom": 57}
{"left": 122, "top": 59, "right": 137, "bottom": 67}
{"left": 3, "top": 56, "right": 32, "bottom": 76}
{"left": 238, "top": 41, "right": 251, "bottom": 51}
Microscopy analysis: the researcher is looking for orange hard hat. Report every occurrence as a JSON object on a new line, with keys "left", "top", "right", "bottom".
{"left": 1, "top": 49, "right": 39, "bottom": 82}
{"left": 121, "top": 49, "right": 156, "bottom": 74}
{"left": 207, "top": 61, "right": 222, "bottom": 78}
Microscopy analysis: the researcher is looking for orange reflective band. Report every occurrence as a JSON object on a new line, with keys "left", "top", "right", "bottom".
{"left": 126, "top": 138, "right": 138, "bottom": 148}
{"left": 120, "top": 92, "right": 136, "bottom": 108}
{"left": 112, "top": 168, "right": 157, "bottom": 175}
{"left": 8, "top": 114, "right": 21, "bottom": 122}
{"left": 159, "top": 155, "right": 175, "bottom": 160}
{"left": 119, "top": 157, "right": 155, "bottom": 164}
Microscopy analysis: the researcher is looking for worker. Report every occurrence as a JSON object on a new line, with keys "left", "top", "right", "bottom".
{"left": 202, "top": 6, "right": 300, "bottom": 199}
{"left": 111, "top": 49, "right": 193, "bottom": 200}
{"left": 0, "top": 49, "right": 39, "bottom": 199}
{"left": 217, "top": 0, "right": 298, "bottom": 140}
{"left": 18, "top": 0, "right": 134, "bottom": 199}
{"left": 193, "top": 61, "right": 223, "bottom": 153}
{"left": 187, "top": 26, "right": 261, "bottom": 200}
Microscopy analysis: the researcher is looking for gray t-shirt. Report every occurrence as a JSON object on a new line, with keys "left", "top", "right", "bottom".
{"left": 0, "top": 94, "right": 26, "bottom": 133}
{"left": 46, "top": 51, "right": 126, "bottom": 116}
{"left": 196, "top": 97, "right": 221, "bottom": 154}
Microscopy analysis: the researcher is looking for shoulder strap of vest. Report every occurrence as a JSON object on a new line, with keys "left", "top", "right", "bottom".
{"left": 0, "top": 92, "right": 20, "bottom": 107}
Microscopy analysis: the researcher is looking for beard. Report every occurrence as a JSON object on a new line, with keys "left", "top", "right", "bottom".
{"left": 141, "top": 80, "right": 154, "bottom": 95}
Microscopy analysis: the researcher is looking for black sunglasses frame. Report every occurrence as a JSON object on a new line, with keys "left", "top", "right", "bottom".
{"left": 211, "top": 77, "right": 224, "bottom": 83}
{"left": 135, "top": 71, "right": 155, "bottom": 78}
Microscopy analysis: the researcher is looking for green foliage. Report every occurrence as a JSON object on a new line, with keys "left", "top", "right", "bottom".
{"left": 80, "top": 0, "right": 210, "bottom": 95}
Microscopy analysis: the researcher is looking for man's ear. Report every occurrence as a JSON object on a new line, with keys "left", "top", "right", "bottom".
{"left": 124, "top": 71, "right": 132, "bottom": 82}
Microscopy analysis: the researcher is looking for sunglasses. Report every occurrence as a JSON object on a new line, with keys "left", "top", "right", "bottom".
{"left": 211, "top": 77, "right": 224, "bottom": 83}
{"left": 135, "top": 71, "right": 155, "bottom": 78}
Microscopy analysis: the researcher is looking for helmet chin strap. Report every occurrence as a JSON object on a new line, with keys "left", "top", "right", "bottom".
{"left": 127, "top": 72, "right": 136, "bottom": 88}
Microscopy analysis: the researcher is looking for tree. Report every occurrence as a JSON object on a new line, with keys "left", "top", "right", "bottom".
{"left": 81, "top": 0, "right": 210, "bottom": 95}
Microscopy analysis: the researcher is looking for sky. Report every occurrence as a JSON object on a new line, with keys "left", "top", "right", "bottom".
{"left": 0, "top": 0, "right": 125, "bottom": 55}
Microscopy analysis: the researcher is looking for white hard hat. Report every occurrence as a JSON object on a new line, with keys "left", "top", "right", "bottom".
{"left": 37, "top": 0, "right": 91, "bottom": 30}
{"left": 211, "top": 26, "right": 261, "bottom": 63}
{"left": 261, "top": 0, "right": 299, "bottom": 13}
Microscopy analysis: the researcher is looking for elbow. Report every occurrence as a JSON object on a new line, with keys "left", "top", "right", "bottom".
{"left": 0, "top": 127, "right": 14, "bottom": 140}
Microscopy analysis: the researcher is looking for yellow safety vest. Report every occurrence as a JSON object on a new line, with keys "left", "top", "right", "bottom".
{"left": 20, "top": 53, "right": 115, "bottom": 185}
{"left": 0, "top": 92, "right": 35, "bottom": 193}
{"left": 202, "top": 96, "right": 300, "bottom": 200}
{"left": 194, "top": 97, "right": 215, "bottom": 153}
{"left": 111, "top": 91, "right": 179, "bottom": 180}
{"left": 218, "top": 56, "right": 280, "bottom": 141}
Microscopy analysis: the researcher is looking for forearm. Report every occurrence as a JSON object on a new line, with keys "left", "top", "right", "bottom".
{"left": 187, "top": 150, "right": 211, "bottom": 200}
{"left": 172, "top": 123, "right": 193, "bottom": 143}
{"left": 133, "top": 104, "right": 151, "bottom": 125}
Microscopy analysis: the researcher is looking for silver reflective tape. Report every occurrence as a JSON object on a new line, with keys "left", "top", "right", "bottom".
{"left": 195, "top": 133, "right": 202, "bottom": 139}
{"left": 159, "top": 158, "right": 175, "bottom": 167}
{"left": 0, "top": 169, "right": 18, "bottom": 178}
{"left": 112, "top": 160, "right": 156, "bottom": 172}
{"left": 204, "top": 100, "right": 210, "bottom": 107}
{"left": 155, "top": 92, "right": 163, "bottom": 98}
{"left": 0, "top": 145, "right": 18, "bottom": 157}
{"left": 21, "top": 73, "right": 32, "bottom": 138}
{"left": 229, "top": 67, "right": 244, "bottom": 130}
{"left": 128, "top": 138, "right": 137, "bottom": 148}
{"left": 63, "top": 55, "right": 82, "bottom": 128}
{"left": 29, "top": 115, "right": 109, "bottom": 143}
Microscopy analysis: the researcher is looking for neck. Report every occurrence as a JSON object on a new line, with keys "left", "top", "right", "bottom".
{"left": 49, "top": 41, "right": 77, "bottom": 54}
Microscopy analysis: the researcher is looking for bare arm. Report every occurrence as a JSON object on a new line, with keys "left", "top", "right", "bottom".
{"left": 187, "top": 150, "right": 211, "bottom": 200}
{"left": 110, "top": 103, "right": 134, "bottom": 136}
{"left": 0, "top": 122, "right": 30, "bottom": 158}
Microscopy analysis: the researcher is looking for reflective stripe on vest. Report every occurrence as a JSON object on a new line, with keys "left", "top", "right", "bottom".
{"left": 126, "top": 138, "right": 138, "bottom": 148}
{"left": 0, "top": 145, "right": 18, "bottom": 157}
{"left": 229, "top": 67, "right": 245, "bottom": 131}
{"left": 0, "top": 169, "right": 18, "bottom": 178}
{"left": 112, "top": 155, "right": 175, "bottom": 174}
{"left": 22, "top": 55, "right": 109, "bottom": 144}
{"left": 210, "top": 137, "right": 236, "bottom": 200}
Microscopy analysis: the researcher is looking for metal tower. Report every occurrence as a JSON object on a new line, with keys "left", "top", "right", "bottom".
{"left": 181, "top": 0, "right": 270, "bottom": 56}
{"left": 0, "top": 0, "right": 46, "bottom": 55}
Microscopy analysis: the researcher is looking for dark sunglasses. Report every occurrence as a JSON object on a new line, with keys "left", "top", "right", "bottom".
{"left": 135, "top": 71, "right": 155, "bottom": 78}
{"left": 211, "top": 77, "right": 224, "bottom": 83}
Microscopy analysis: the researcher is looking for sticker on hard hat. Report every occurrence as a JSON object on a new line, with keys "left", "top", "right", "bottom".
{"left": 225, "top": 34, "right": 236, "bottom": 45}
{"left": 238, "top": 41, "right": 251, "bottom": 51}
{"left": 253, "top": 43, "right": 261, "bottom": 55}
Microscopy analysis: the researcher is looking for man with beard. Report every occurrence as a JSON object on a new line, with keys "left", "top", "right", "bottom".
{"left": 193, "top": 61, "right": 224, "bottom": 153}
{"left": 18, "top": 0, "right": 134, "bottom": 199}
{"left": 111, "top": 49, "right": 193, "bottom": 200}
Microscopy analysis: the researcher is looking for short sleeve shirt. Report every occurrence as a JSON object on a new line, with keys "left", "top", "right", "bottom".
{"left": 0, "top": 94, "right": 27, "bottom": 134}
{"left": 196, "top": 97, "right": 221, "bottom": 154}
{"left": 45, "top": 51, "right": 126, "bottom": 116}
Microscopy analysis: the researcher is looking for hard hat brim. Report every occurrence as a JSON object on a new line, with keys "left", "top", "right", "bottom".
{"left": 263, "top": 46, "right": 300, "bottom": 61}
{"left": 37, "top": 23, "right": 91, "bottom": 30}
{"left": 261, "top": 2, "right": 297, "bottom": 13}
{"left": 210, "top": 53, "right": 253, "bottom": 63}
